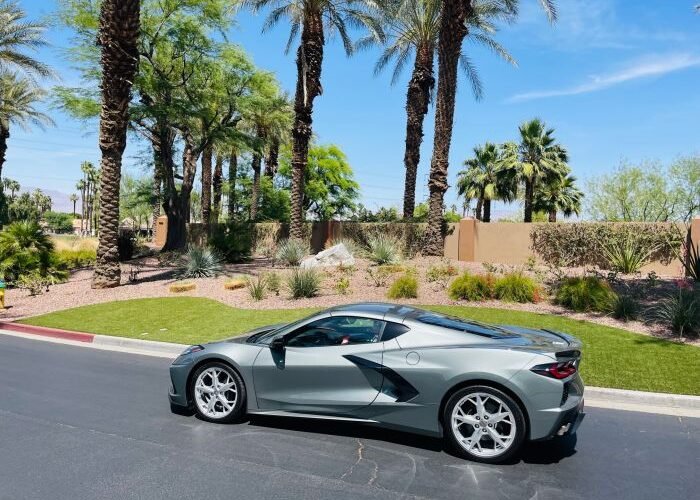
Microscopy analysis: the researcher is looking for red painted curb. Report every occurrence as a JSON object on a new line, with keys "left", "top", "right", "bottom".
{"left": 0, "top": 322, "right": 95, "bottom": 343}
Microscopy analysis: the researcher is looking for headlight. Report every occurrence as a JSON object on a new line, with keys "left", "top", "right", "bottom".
{"left": 181, "top": 345, "right": 205, "bottom": 355}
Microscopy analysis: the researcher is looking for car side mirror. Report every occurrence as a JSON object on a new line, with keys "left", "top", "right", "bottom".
{"left": 270, "top": 337, "right": 286, "bottom": 351}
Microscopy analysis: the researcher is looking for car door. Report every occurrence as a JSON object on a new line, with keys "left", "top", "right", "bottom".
{"left": 252, "top": 316, "right": 386, "bottom": 415}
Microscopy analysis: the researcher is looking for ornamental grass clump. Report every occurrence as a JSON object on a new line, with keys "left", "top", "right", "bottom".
{"left": 554, "top": 276, "right": 617, "bottom": 313}
{"left": 602, "top": 236, "right": 657, "bottom": 274}
{"left": 493, "top": 272, "right": 540, "bottom": 303}
{"left": 275, "top": 239, "right": 308, "bottom": 266}
{"left": 246, "top": 275, "right": 267, "bottom": 301}
{"left": 169, "top": 281, "right": 196, "bottom": 293}
{"left": 650, "top": 285, "right": 699, "bottom": 339}
{"left": 366, "top": 234, "right": 401, "bottom": 265}
{"left": 611, "top": 294, "right": 640, "bottom": 322}
{"left": 448, "top": 272, "right": 495, "bottom": 301}
{"left": 387, "top": 273, "right": 418, "bottom": 299}
{"left": 287, "top": 268, "right": 321, "bottom": 299}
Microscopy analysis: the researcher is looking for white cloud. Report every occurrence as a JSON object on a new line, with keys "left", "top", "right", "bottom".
{"left": 509, "top": 53, "right": 700, "bottom": 102}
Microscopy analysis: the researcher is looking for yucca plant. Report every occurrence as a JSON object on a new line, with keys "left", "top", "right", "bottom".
{"left": 286, "top": 268, "right": 321, "bottom": 299}
{"left": 602, "top": 236, "right": 656, "bottom": 274}
{"left": 367, "top": 234, "right": 401, "bottom": 265}
{"left": 177, "top": 246, "right": 223, "bottom": 279}
{"left": 246, "top": 275, "right": 267, "bottom": 301}
{"left": 275, "top": 239, "right": 308, "bottom": 267}
{"left": 650, "top": 287, "right": 699, "bottom": 339}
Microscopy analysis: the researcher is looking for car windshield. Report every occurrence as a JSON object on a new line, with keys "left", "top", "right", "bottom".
{"left": 252, "top": 314, "right": 317, "bottom": 344}
{"left": 414, "top": 313, "right": 516, "bottom": 339}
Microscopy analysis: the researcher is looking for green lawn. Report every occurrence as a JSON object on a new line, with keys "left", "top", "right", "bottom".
{"left": 19, "top": 298, "right": 700, "bottom": 395}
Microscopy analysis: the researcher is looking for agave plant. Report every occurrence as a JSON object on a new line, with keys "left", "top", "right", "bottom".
{"left": 177, "top": 246, "right": 223, "bottom": 279}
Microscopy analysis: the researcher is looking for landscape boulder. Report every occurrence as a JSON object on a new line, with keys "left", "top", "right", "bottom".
{"left": 300, "top": 243, "right": 355, "bottom": 269}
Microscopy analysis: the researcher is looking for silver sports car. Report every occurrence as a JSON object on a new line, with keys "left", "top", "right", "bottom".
{"left": 169, "top": 303, "right": 585, "bottom": 463}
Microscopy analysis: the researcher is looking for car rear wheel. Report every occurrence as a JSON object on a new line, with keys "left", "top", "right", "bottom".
{"left": 190, "top": 362, "right": 246, "bottom": 424}
{"left": 444, "top": 385, "right": 526, "bottom": 464}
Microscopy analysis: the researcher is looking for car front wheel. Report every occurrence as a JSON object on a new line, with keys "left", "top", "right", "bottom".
{"left": 444, "top": 385, "right": 526, "bottom": 464}
{"left": 190, "top": 361, "right": 246, "bottom": 423}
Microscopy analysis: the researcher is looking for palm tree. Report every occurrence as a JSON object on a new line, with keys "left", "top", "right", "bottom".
{"left": 2, "top": 177, "right": 19, "bottom": 198}
{"left": 498, "top": 118, "right": 569, "bottom": 222}
{"left": 69, "top": 193, "right": 79, "bottom": 217}
{"left": 365, "top": 0, "right": 515, "bottom": 219}
{"left": 423, "top": 0, "right": 556, "bottom": 254}
{"left": 457, "top": 142, "right": 515, "bottom": 222}
{"left": 249, "top": 0, "right": 383, "bottom": 239}
{"left": 92, "top": 0, "right": 140, "bottom": 289}
{"left": 76, "top": 179, "right": 86, "bottom": 233}
{"left": 0, "top": 0, "right": 51, "bottom": 78}
{"left": 0, "top": 72, "right": 53, "bottom": 178}
{"left": 533, "top": 173, "right": 583, "bottom": 222}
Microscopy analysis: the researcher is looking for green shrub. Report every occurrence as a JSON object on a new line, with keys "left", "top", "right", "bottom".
{"left": 555, "top": 276, "right": 617, "bottom": 312}
{"left": 367, "top": 234, "right": 401, "bottom": 265}
{"left": 246, "top": 275, "right": 266, "bottom": 301}
{"left": 177, "top": 246, "right": 223, "bottom": 279}
{"left": 387, "top": 273, "right": 418, "bottom": 299}
{"left": 448, "top": 272, "right": 494, "bottom": 301}
{"left": 365, "top": 266, "right": 392, "bottom": 287}
{"left": 426, "top": 261, "right": 458, "bottom": 285}
{"left": 650, "top": 287, "right": 699, "bottom": 338}
{"left": 335, "top": 276, "right": 351, "bottom": 295}
{"left": 494, "top": 273, "right": 539, "bottom": 303}
{"left": 42, "top": 211, "right": 74, "bottom": 233}
{"left": 209, "top": 222, "right": 253, "bottom": 262}
{"left": 603, "top": 236, "right": 657, "bottom": 274}
{"left": 287, "top": 268, "right": 321, "bottom": 299}
{"left": 275, "top": 239, "right": 308, "bottom": 266}
{"left": 612, "top": 294, "right": 640, "bottom": 322}
{"left": 55, "top": 249, "right": 96, "bottom": 269}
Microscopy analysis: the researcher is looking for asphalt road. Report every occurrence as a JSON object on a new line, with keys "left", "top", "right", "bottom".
{"left": 1, "top": 335, "right": 698, "bottom": 500}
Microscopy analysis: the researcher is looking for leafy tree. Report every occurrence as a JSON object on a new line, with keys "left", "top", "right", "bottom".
{"left": 0, "top": 0, "right": 51, "bottom": 78}
{"left": 423, "top": 0, "right": 556, "bottom": 254}
{"left": 457, "top": 142, "right": 516, "bottom": 222}
{"left": 533, "top": 173, "right": 583, "bottom": 222}
{"left": 7, "top": 192, "right": 39, "bottom": 221}
{"left": 278, "top": 144, "right": 359, "bottom": 220}
{"left": 120, "top": 174, "right": 153, "bottom": 230}
{"left": 248, "top": 0, "right": 383, "bottom": 238}
{"left": 236, "top": 174, "right": 291, "bottom": 222}
{"left": 365, "top": 0, "right": 515, "bottom": 218}
{"left": 498, "top": 118, "right": 569, "bottom": 222}
{"left": 43, "top": 211, "right": 75, "bottom": 233}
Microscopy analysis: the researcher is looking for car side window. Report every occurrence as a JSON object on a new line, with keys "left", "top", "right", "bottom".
{"left": 381, "top": 322, "right": 410, "bottom": 341}
{"left": 285, "top": 316, "right": 384, "bottom": 347}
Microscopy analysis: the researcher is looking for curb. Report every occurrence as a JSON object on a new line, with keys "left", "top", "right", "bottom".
{"left": 2, "top": 322, "right": 699, "bottom": 416}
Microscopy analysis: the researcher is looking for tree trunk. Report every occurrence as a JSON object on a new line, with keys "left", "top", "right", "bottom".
{"left": 483, "top": 198, "right": 491, "bottom": 223}
{"left": 423, "top": 0, "right": 471, "bottom": 256}
{"left": 212, "top": 152, "right": 223, "bottom": 222}
{"left": 201, "top": 146, "right": 212, "bottom": 233}
{"left": 92, "top": 0, "right": 139, "bottom": 288}
{"left": 524, "top": 179, "right": 534, "bottom": 223}
{"left": 475, "top": 198, "right": 483, "bottom": 221}
{"left": 250, "top": 125, "right": 264, "bottom": 221}
{"left": 0, "top": 125, "right": 8, "bottom": 180}
{"left": 548, "top": 208, "right": 557, "bottom": 223}
{"left": 264, "top": 138, "right": 280, "bottom": 178}
{"left": 402, "top": 44, "right": 435, "bottom": 219}
{"left": 151, "top": 150, "right": 161, "bottom": 241}
{"left": 227, "top": 150, "right": 237, "bottom": 219}
{"left": 290, "top": 9, "right": 324, "bottom": 239}
{"left": 163, "top": 138, "right": 197, "bottom": 250}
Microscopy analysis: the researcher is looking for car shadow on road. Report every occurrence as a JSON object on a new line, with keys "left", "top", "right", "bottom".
{"left": 245, "top": 415, "right": 578, "bottom": 465}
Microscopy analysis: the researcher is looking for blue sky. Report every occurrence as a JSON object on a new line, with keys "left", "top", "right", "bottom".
{"left": 6, "top": 0, "right": 700, "bottom": 217}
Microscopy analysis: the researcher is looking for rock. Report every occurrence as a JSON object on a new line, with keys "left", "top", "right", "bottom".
{"left": 300, "top": 243, "right": 355, "bottom": 269}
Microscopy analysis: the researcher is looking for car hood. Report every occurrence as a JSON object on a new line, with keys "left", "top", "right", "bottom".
{"left": 225, "top": 323, "right": 287, "bottom": 344}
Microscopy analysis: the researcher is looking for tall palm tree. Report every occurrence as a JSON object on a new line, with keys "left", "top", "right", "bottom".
{"left": 533, "top": 172, "right": 583, "bottom": 222}
{"left": 249, "top": 0, "right": 383, "bottom": 239}
{"left": 498, "top": 118, "right": 569, "bottom": 222}
{"left": 365, "top": 0, "right": 515, "bottom": 219}
{"left": 423, "top": 0, "right": 556, "bottom": 255}
{"left": 92, "top": 0, "right": 140, "bottom": 289}
{"left": 69, "top": 193, "right": 79, "bottom": 217}
{"left": 0, "top": 0, "right": 51, "bottom": 78}
{"left": 457, "top": 142, "right": 515, "bottom": 222}
{"left": 0, "top": 72, "right": 53, "bottom": 178}
{"left": 2, "top": 177, "right": 19, "bottom": 198}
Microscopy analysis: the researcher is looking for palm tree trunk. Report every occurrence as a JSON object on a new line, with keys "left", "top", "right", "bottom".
{"left": 424, "top": 0, "right": 471, "bottom": 255}
{"left": 475, "top": 198, "right": 483, "bottom": 221}
{"left": 212, "top": 152, "right": 223, "bottom": 223}
{"left": 201, "top": 145, "right": 212, "bottom": 233}
{"left": 290, "top": 9, "right": 324, "bottom": 239}
{"left": 228, "top": 150, "right": 237, "bottom": 219}
{"left": 0, "top": 125, "right": 9, "bottom": 180}
{"left": 524, "top": 179, "right": 534, "bottom": 223}
{"left": 72, "top": 199, "right": 77, "bottom": 217}
{"left": 402, "top": 45, "right": 435, "bottom": 219}
{"left": 264, "top": 138, "right": 279, "bottom": 178}
{"left": 483, "top": 199, "right": 491, "bottom": 223}
{"left": 250, "top": 125, "right": 264, "bottom": 221}
{"left": 548, "top": 208, "right": 557, "bottom": 222}
{"left": 92, "top": 0, "right": 139, "bottom": 288}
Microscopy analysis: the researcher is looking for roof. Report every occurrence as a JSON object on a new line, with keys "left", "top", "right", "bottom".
{"left": 328, "top": 302, "right": 423, "bottom": 322}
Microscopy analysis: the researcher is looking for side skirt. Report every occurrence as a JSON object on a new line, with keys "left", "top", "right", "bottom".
{"left": 247, "top": 410, "right": 379, "bottom": 423}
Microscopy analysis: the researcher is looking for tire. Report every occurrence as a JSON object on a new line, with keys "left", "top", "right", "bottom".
{"left": 443, "top": 385, "right": 526, "bottom": 464}
{"left": 189, "top": 361, "right": 246, "bottom": 424}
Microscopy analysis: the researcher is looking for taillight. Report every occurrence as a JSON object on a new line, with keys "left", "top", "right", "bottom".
{"left": 532, "top": 361, "right": 577, "bottom": 380}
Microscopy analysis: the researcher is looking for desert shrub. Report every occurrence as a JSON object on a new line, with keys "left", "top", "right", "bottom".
{"left": 494, "top": 272, "right": 539, "bottom": 303}
{"left": 246, "top": 275, "right": 267, "bottom": 301}
{"left": 611, "top": 294, "right": 640, "bottom": 322}
{"left": 426, "top": 260, "right": 458, "bottom": 288}
{"left": 209, "top": 222, "right": 253, "bottom": 262}
{"left": 169, "top": 281, "right": 196, "bottom": 293}
{"left": 554, "top": 276, "right": 617, "bottom": 312}
{"left": 117, "top": 229, "right": 135, "bottom": 261}
{"left": 448, "top": 272, "right": 495, "bottom": 301}
{"left": 530, "top": 222, "right": 683, "bottom": 268}
{"left": 367, "top": 234, "right": 401, "bottom": 265}
{"left": 177, "top": 246, "right": 223, "bottom": 279}
{"left": 335, "top": 276, "right": 351, "bottom": 295}
{"left": 603, "top": 236, "right": 657, "bottom": 274}
{"left": 387, "top": 273, "right": 418, "bottom": 299}
{"left": 15, "top": 272, "right": 54, "bottom": 296}
{"left": 377, "top": 263, "right": 405, "bottom": 274}
{"left": 366, "top": 266, "right": 392, "bottom": 287}
{"left": 265, "top": 271, "right": 282, "bottom": 295}
{"left": 252, "top": 222, "right": 281, "bottom": 258}
{"left": 55, "top": 249, "right": 96, "bottom": 269}
{"left": 287, "top": 268, "right": 321, "bottom": 299}
{"left": 650, "top": 286, "right": 699, "bottom": 338}
{"left": 224, "top": 278, "right": 246, "bottom": 290}
{"left": 276, "top": 238, "right": 308, "bottom": 266}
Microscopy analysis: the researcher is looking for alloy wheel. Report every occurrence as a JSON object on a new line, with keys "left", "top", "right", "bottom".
{"left": 451, "top": 392, "right": 517, "bottom": 458}
{"left": 194, "top": 367, "right": 238, "bottom": 419}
